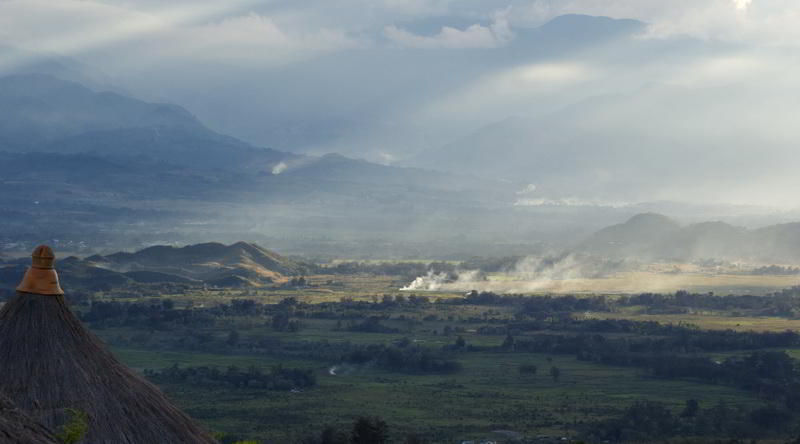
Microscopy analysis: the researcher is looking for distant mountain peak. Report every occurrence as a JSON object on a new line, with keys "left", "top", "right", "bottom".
{"left": 542, "top": 14, "right": 646, "bottom": 29}
{"left": 0, "top": 73, "right": 206, "bottom": 152}
{"left": 578, "top": 213, "right": 800, "bottom": 262}
{"left": 624, "top": 212, "right": 679, "bottom": 228}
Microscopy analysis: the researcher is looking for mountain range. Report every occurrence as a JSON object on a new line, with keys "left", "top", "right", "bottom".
{"left": 0, "top": 74, "right": 558, "bottom": 257}
{"left": 579, "top": 213, "right": 800, "bottom": 263}
{"left": 1, "top": 28, "right": 798, "bottom": 260}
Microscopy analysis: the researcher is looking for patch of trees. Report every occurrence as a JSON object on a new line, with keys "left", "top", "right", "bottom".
{"left": 144, "top": 364, "right": 316, "bottom": 390}
{"left": 436, "top": 291, "right": 613, "bottom": 315}
{"left": 442, "top": 288, "right": 800, "bottom": 319}
{"left": 507, "top": 328, "right": 800, "bottom": 362}
{"left": 619, "top": 289, "right": 800, "bottom": 317}
{"left": 346, "top": 317, "right": 400, "bottom": 334}
{"left": 504, "top": 331, "right": 800, "bottom": 413}
{"left": 271, "top": 311, "right": 302, "bottom": 332}
{"left": 649, "top": 351, "right": 800, "bottom": 408}
{"left": 748, "top": 265, "right": 800, "bottom": 275}
{"left": 376, "top": 294, "right": 431, "bottom": 307}
{"left": 484, "top": 317, "right": 800, "bottom": 353}
{"left": 81, "top": 299, "right": 212, "bottom": 329}
{"left": 82, "top": 297, "right": 310, "bottom": 331}
{"left": 322, "top": 261, "right": 457, "bottom": 280}
{"left": 304, "top": 296, "right": 431, "bottom": 321}
{"left": 345, "top": 343, "right": 461, "bottom": 374}
{"left": 585, "top": 399, "right": 794, "bottom": 442}
{"left": 299, "top": 416, "right": 406, "bottom": 444}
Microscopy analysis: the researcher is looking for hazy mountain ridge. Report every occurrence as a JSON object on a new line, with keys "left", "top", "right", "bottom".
{"left": 581, "top": 213, "right": 800, "bottom": 262}
{"left": 0, "top": 74, "right": 202, "bottom": 149}
{"left": 3, "top": 74, "right": 794, "bottom": 259}
{"left": 0, "top": 74, "right": 521, "bottom": 188}
{"left": 0, "top": 242, "right": 313, "bottom": 292}
{"left": 0, "top": 74, "right": 294, "bottom": 171}
{"left": 0, "top": 74, "right": 543, "bottom": 255}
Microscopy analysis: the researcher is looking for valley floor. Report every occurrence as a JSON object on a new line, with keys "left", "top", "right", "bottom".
{"left": 71, "top": 273, "right": 800, "bottom": 443}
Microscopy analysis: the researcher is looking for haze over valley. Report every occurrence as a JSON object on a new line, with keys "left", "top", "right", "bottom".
{"left": 6, "top": 1, "right": 800, "bottom": 443}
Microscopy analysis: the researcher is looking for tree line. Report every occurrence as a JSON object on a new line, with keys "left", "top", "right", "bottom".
{"left": 144, "top": 364, "right": 316, "bottom": 391}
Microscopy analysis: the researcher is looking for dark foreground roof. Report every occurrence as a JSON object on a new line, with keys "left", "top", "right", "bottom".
{"left": 0, "top": 393, "right": 59, "bottom": 444}
{"left": 0, "top": 292, "right": 217, "bottom": 444}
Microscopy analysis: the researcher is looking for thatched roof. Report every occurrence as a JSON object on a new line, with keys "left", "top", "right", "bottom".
{"left": 0, "top": 247, "right": 217, "bottom": 444}
{"left": 0, "top": 393, "right": 59, "bottom": 444}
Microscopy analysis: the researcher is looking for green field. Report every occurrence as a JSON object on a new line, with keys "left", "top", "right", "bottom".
{"left": 113, "top": 346, "right": 760, "bottom": 443}
{"left": 93, "top": 309, "right": 769, "bottom": 442}
{"left": 72, "top": 270, "right": 800, "bottom": 443}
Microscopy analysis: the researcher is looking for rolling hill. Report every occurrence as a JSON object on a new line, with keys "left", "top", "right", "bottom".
{"left": 102, "top": 241, "right": 313, "bottom": 281}
{"left": 0, "top": 242, "right": 313, "bottom": 293}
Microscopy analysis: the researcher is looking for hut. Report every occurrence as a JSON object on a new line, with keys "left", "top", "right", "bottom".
{"left": 0, "top": 393, "right": 59, "bottom": 444}
{"left": 0, "top": 246, "right": 217, "bottom": 444}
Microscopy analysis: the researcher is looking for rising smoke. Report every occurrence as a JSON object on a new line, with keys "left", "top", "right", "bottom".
{"left": 271, "top": 162, "right": 288, "bottom": 175}
{"left": 401, "top": 253, "right": 633, "bottom": 293}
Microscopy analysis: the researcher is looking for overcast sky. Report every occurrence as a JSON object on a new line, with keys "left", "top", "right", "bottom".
{"left": 2, "top": 0, "right": 800, "bottom": 209}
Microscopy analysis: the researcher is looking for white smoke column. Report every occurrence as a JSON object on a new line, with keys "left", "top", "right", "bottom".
{"left": 401, "top": 271, "right": 449, "bottom": 291}
{"left": 516, "top": 183, "right": 537, "bottom": 195}
{"left": 399, "top": 253, "right": 633, "bottom": 293}
{"left": 271, "top": 162, "right": 288, "bottom": 175}
{"left": 454, "top": 269, "right": 482, "bottom": 286}
{"left": 400, "top": 269, "right": 484, "bottom": 291}
{"left": 511, "top": 254, "right": 587, "bottom": 292}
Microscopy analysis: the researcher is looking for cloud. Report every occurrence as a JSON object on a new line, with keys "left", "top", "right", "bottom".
{"left": 271, "top": 162, "right": 288, "bottom": 175}
{"left": 0, "top": 1, "right": 258, "bottom": 63}
{"left": 414, "top": 61, "right": 593, "bottom": 126}
{"left": 5, "top": 0, "right": 800, "bottom": 211}
{"left": 514, "top": 197, "right": 630, "bottom": 208}
{"left": 0, "top": 0, "right": 362, "bottom": 71}
{"left": 511, "top": 0, "right": 800, "bottom": 44}
{"left": 517, "top": 184, "right": 537, "bottom": 195}
{"left": 379, "top": 0, "right": 453, "bottom": 16}
{"left": 384, "top": 12, "right": 512, "bottom": 48}
{"left": 154, "top": 13, "right": 363, "bottom": 64}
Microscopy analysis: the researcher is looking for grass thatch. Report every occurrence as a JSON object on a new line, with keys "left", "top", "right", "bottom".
{"left": 0, "top": 393, "right": 59, "bottom": 444}
{"left": 0, "top": 292, "right": 218, "bottom": 444}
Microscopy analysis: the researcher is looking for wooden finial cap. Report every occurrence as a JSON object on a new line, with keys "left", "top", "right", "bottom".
{"left": 31, "top": 245, "right": 56, "bottom": 269}
{"left": 16, "top": 245, "right": 64, "bottom": 295}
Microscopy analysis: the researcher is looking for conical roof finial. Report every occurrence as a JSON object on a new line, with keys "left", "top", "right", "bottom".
{"left": 15, "top": 245, "right": 64, "bottom": 295}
